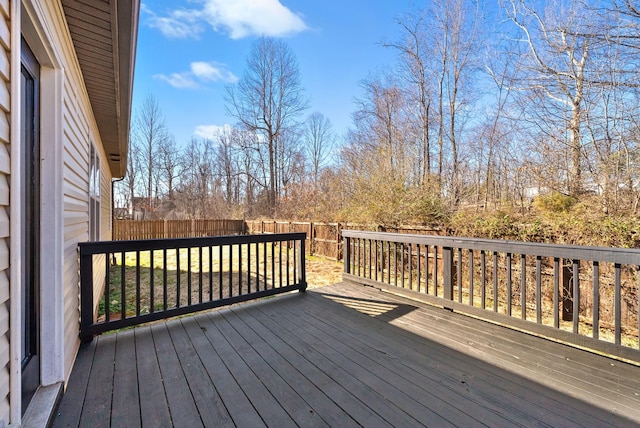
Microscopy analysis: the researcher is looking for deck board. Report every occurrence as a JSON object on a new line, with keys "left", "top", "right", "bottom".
{"left": 333, "top": 283, "right": 640, "bottom": 422}
{"left": 165, "top": 320, "right": 234, "bottom": 427}
{"left": 151, "top": 322, "right": 204, "bottom": 427}
{"left": 193, "top": 312, "right": 296, "bottom": 427}
{"left": 134, "top": 326, "right": 172, "bottom": 427}
{"left": 110, "top": 329, "right": 140, "bottom": 428}
{"left": 55, "top": 282, "right": 640, "bottom": 427}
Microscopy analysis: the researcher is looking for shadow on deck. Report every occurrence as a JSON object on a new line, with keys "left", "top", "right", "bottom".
{"left": 54, "top": 282, "right": 640, "bottom": 427}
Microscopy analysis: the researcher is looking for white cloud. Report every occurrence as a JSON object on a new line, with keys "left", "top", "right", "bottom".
{"left": 142, "top": 4, "right": 204, "bottom": 39}
{"left": 191, "top": 62, "right": 238, "bottom": 83}
{"left": 143, "top": 0, "right": 307, "bottom": 40}
{"left": 155, "top": 61, "right": 237, "bottom": 89}
{"left": 194, "top": 124, "right": 233, "bottom": 140}
{"left": 153, "top": 72, "right": 199, "bottom": 89}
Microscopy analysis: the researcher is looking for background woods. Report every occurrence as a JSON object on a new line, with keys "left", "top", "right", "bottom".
{"left": 117, "top": 1, "right": 640, "bottom": 229}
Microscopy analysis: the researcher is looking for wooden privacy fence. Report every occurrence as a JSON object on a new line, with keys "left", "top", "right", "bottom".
{"left": 245, "top": 220, "right": 442, "bottom": 260}
{"left": 113, "top": 219, "right": 246, "bottom": 240}
{"left": 342, "top": 230, "right": 640, "bottom": 363}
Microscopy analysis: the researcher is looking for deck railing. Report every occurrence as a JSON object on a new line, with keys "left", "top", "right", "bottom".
{"left": 79, "top": 233, "right": 306, "bottom": 342}
{"left": 343, "top": 230, "right": 640, "bottom": 362}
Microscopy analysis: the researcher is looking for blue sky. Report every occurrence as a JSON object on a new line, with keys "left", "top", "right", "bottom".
{"left": 133, "top": 0, "right": 420, "bottom": 146}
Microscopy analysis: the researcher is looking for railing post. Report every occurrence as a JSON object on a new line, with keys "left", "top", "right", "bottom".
{"left": 344, "top": 235, "right": 351, "bottom": 274}
{"left": 79, "top": 247, "right": 95, "bottom": 343}
{"left": 298, "top": 236, "right": 307, "bottom": 292}
{"left": 443, "top": 246, "right": 454, "bottom": 301}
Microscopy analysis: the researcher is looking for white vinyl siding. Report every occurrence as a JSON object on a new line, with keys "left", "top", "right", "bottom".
{"left": 0, "top": 0, "right": 10, "bottom": 422}
{"left": 18, "top": 1, "right": 115, "bottom": 386}
{"left": 61, "top": 75, "right": 112, "bottom": 379}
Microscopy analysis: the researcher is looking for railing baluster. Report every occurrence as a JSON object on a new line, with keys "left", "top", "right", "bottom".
{"left": 286, "top": 239, "right": 290, "bottom": 287}
{"left": 480, "top": 250, "right": 486, "bottom": 309}
{"left": 409, "top": 244, "right": 413, "bottom": 291}
{"left": 554, "top": 257, "right": 560, "bottom": 328}
{"left": 401, "top": 243, "right": 406, "bottom": 289}
{"left": 240, "top": 243, "right": 244, "bottom": 295}
{"left": 387, "top": 241, "right": 391, "bottom": 285}
{"left": 394, "top": 242, "right": 398, "bottom": 288}
{"left": 199, "top": 247, "right": 203, "bottom": 304}
{"left": 369, "top": 239, "right": 373, "bottom": 279}
{"left": 163, "top": 249, "right": 167, "bottom": 311}
{"left": 536, "top": 255, "right": 542, "bottom": 324}
{"left": 507, "top": 253, "right": 512, "bottom": 316}
{"left": 615, "top": 263, "right": 621, "bottom": 345}
{"left": 416, "top": 244, "right": 421, "bottom": 293}
{"left": 573, "top": 260, "right": 580, "bottom": 334}
{"left": 425, "top": 245, "right": 430, "bottom": 295}
{"left": 119, "top": 250, "right": 125, "bottom": 320}
{"left": 105, "top": 253, "right": 111, "bottom": 322}
{"left": 592, "top": 261, "right": 599, "bottom": 339}
{"left": 209, "top": 246, "right": 213, "bottom": 301}
{"left": 263, "top": 241, "right": 267, "bottom": 291}
{"left": 176, "top": 248, "right": 181, "bottom": 308}
{"left": 521, "top": 254, "right": 526, "bottom": 320}
{"left": 271, "top": 240, "right": 275, "bottom": 290}
{"left": 457, "top": 248, "right": 463, "bottom": 303}
{"left": 493, "top": 252, "right": 498, "bottom": 312}
{"left": 219, "top": 245, "right": 224, "bottom": 299}
{"left": 247, "top": 241, "right": 252, "bottom": 294}
{"left": 229, "top": 244, "right": 234, "bottom": 296}
{"left": 279, "top": 240, "right": 283, "bottom": 289}
{"left": 135, "top": 250, "right": 141, "bottom": 317}
{"left": 469, "top": 249, "right": 474, "bottom": 306}
{"left": 187, "top": 247, "right": 192, "bottom": 306}
{"left": 434, "top": 246, "right": 439, "bottom": 297}
{"left": 148, "top": 250, "right": 154, "bottom": 316}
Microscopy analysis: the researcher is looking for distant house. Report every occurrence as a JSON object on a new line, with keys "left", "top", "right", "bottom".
{"left": 0, "top": 1, "right": 139, "bottom": 424}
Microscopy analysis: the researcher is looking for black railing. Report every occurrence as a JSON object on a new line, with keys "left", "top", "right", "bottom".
{"left": 79, "top": 233, "right": 306, "bottom": 342}
{"left": 343, "top": 230, "right": 640, "bottom": 363}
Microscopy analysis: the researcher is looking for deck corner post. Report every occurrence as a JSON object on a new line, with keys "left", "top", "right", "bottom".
{"left": 298, "top": 236, "right": 307, "bottom": 292}
{"left": 344, "top": 236, "right": 351, "bottom": 274}
{"left": 443, "top": 246, "right": 454, "bottom": 301}
{"left": 79, "top": 246, "right": 95, "bottom": 343}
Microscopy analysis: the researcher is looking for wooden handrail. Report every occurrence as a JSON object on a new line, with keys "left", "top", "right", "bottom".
{"left": 342, "top": 230, "right": 640, "bottom": 363}
{"left": 79, "top": 233, "right": 306, "bottom": 342}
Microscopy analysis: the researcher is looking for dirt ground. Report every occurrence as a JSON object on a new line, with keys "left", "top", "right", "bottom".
{"left": 305, "top": 255, "right": 344, "bottom": 288}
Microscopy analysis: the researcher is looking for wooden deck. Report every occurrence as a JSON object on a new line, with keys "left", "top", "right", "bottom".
{"left": 54, "top": 282, "right": 640, "bottom": 427}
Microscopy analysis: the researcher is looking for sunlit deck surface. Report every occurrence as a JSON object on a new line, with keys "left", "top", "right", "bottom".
{"left": 54, "top": 282, "right": 640, "bottom": 427}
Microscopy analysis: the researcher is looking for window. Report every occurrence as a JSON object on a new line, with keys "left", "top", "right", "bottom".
{"left": 89, "top": 144, "right": 100, "bottom": 241}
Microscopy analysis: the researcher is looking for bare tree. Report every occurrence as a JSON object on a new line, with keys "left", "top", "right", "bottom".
{"left": 132, "top": 94, "right": 169, "bottom": 206}
{"left": 225, "top": 37, "right": 308, "bottom": 215}
{"left": 304, "top": 112, "right": 335, "bottom": 185}
{"left": 156, "top": 135, "right": 182, "bottom": 200}
{"left": 384, "top": 9, "right": 434, "bottom": 185}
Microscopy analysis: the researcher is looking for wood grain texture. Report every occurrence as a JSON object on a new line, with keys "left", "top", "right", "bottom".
{"left": 55, "top": 282, "right": 640, "bottom": 427}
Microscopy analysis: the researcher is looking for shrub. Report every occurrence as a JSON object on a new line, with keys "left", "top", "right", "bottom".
{"left": 533, "top": 192, "right": 577, "bottom": 213}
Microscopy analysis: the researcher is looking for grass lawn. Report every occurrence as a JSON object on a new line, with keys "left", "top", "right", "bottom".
{"left": 100, "top": 244, "right": 344, "bottom": 319}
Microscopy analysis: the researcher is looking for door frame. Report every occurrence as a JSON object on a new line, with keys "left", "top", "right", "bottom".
{"left": 11, "top": 1, "right": 66, "bottom": 421}
{"left": 19, "top": 36, "right": 40, "bottom": 415}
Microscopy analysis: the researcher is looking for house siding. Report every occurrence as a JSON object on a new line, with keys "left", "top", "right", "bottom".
{"left": 61, "top": 72, "right": 113, "bottom": 379}
{"left": 0, "top": 0, "right": 9, "bottom": 422}
{"left": 0, "top": 1, "right": 117, "bottom": 421}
